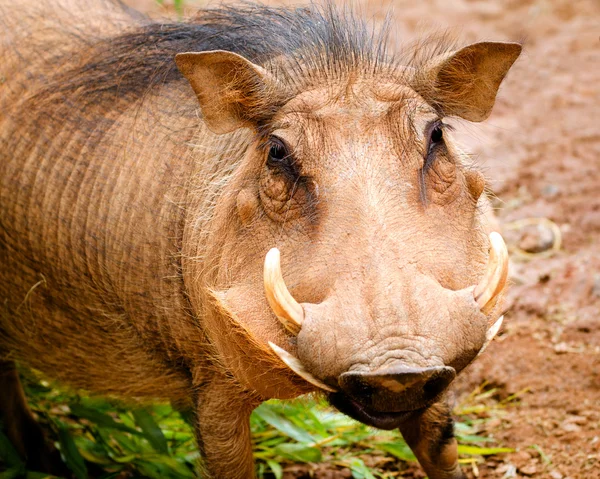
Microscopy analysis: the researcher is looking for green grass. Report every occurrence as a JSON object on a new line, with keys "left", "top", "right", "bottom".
{"left": 0, "top": 372, "right": 522, "bottom": 479}
{"left": 155, "top": 0, "right": 185, "bottom": 17}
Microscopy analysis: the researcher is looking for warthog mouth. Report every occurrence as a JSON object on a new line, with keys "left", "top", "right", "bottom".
{"left": 328, "top": 392, "right": 421, "bottom": 430}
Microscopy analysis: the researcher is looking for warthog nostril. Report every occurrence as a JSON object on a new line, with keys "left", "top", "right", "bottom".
{"left": 339, "top": 365, "right": 456, "bottom": 413}
{"left": 353, "top": 380, "right": 375, "bottom": 399}
{"left": 422, "top": 374, "right": 450, "bottom": 400}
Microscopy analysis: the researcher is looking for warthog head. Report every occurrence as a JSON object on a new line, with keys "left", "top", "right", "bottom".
{"left": 177, "top": 10, "right": 518, "bottom": 429}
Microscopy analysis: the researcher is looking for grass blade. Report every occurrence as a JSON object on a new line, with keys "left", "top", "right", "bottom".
{"left": 0, "top": 430, "right": 24, "bottom": 469}
{"left": 25, "top": 472, "right": 55, "bottom": 479}
{"left": 254, "top": 403, "right": 315, "bottom": 444}
{"left": 345, "top": 458, "right": 377, "bottom": 479}
{"left": 375, "top": 441, "right": 416, "bottom": 462}
{"left": 57, "top": 424, "right": 88, "bottom": 479}
{"left": 68, "top": 404, "right": 139, "bottom": 435}
{"left": 0, "top": 467, "right": 25, "bottom": 479}
{"left": 457, "top": 444, "right": 513, "bottom": 456}
{"left": 266, "top": 459, "right": 283, "bottom": 479}
{"left": 132, "top": 409, "right": 169, "bottom": 455}
{"left": 274, "top": 443, "right": 322, "bottom": 463}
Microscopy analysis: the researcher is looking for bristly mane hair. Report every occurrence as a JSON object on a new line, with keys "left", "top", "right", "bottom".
{"left": 27, "top": 1, "right": 459, "bottom": 112}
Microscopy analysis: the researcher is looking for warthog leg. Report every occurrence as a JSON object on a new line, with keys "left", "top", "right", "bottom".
{"left": 0, "top": 360, "right": 65, "bottom": 475}
{"left": 399, "top": 397, "right": 466, "bottom": 479}
{"left": 192, "top": 372, "right": 261, "bottom": 479}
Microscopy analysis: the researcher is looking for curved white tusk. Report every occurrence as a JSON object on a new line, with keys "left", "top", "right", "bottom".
{"left": 475, "top": 315, "right": 504, "bottom": 358}
{"left": 268, "top": 342, "right": 337, "bottom": 393}
{"left": 264, "top": 248, "right": 304, "bottom": 335}
{"left": 474, "top": 232, "right": 509, "bottom": 313}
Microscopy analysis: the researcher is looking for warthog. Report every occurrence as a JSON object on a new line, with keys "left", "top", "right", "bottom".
{"left": 0, "top": 1, "right": 518, "bottom": 477}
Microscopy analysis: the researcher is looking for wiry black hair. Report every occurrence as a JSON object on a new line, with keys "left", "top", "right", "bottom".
{"left": 29, "top": 2, "right": 459, "bottom": 108}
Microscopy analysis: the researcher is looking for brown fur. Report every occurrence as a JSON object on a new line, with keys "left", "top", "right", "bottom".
{"left": 0, "top": 1, "right": 519, "bottom": 477}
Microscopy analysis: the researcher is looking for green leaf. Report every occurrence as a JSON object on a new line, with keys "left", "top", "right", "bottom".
{"left": 274, "top": 443, "right": 321, "bottom": 463}
{"left": 96, "top": 474, "right": 121, "bottom": 479}
{"left": 0, "top": 467, "right": 25, "bottom": 479}
{"left": 133, "top": 457, "right": 194, "bottom": 479}
{"left": 344, "top": 458, "right": 376, "bottom": 479}
{"left": 456, "top": 433, "right": 493, "bottom": 443}
{"left": 110, "top": 454, "right": 137, "bottom": 464}
{"left": 132, "top": 409, "right": 169, "bottom": 455}
{"left": 134, "top": 460, "right": 173, "bottom": 479}
{"left": 375, "top": 441, "right": 417, "bottom": 462}
{"left": 25, "top": 472, "right": 55, "bottom": 479}
{"left": 57, "top": 425, "right": 88, "bottom": 479}
{"left": 253, "top": 404, "right": 315, "bottom": 444}
{"left": 173, "top": 0, "right": 184, "bottom": 16}
{"left": 457, "top": 444, "right": 513, "bottom": 456}
{"left": 266, "top": 459, "right": 283, "bottom": 479}
{"left": 75, "top": 436, "right": 112, "bottom": 466}
{"left": 0, "top": 430, "right": 24, "bottom": 468}
{"left": 69, "top": 404, "right": 139, "bottom": 435}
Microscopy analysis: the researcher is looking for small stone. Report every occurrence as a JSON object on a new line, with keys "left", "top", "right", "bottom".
{"left": 554, "top": 342, "right": 569, "bottom": 354}
{"left": 553, "top": 342, "right": 584, "bottom": 354}
{"left": 500, "top": 464, "right": 517, "bottom": 478}
{"left": 520, "top": 464, "right": 538, "bottom": 476}
{"left": 564, "top": 415, "right": 587, "bottom": 425}
{"left": 561, "top": 422, "right": 581, "bottom": 433}
{"left": 549, "top": 471, "right": 564, "bottom": 479}
{"left": 518, "top": 223, "right": 556, "bottom": 253}
{"left": 567, "top": 317, "right": 600, "bottom": 333}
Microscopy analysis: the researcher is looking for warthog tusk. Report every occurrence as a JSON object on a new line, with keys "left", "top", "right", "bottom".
{"left": 268, "top": 342, "right": 337, "bottom": 392}
{"left": 264, "top": 248, "right": 304, "bottom": 335}
{"left": 475, "top": 315, "right": 504, "bottom": 358}
{"left": 474, "top": 232, "right": 509, "bottom": 314}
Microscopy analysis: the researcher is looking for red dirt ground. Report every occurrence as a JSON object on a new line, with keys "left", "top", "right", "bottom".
{"left": 79, "top": 0, "right": 600, "bottom": 477}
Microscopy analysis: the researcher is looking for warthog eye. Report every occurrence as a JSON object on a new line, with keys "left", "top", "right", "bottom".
{"left": 430, "top": 125, "right": 443, "bottom": 144}
{"left": 266, "top": 136, "right": 298, "bottom": 178}
{"left": 424, "top": 120, "right": 449, "bottom": 170}
{"left": 268, "top": 138, "right": 288, "bottom": 163}
{"left": 427, "top": 121, "right": 444, "bottom": 155}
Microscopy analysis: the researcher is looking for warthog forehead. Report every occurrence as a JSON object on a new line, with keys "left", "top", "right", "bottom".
{"left": 276, "top": 82, "right": 436, "bottom": 123}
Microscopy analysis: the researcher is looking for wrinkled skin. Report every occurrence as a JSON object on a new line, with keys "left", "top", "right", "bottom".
{"left": 0, "top": 2, "right": 518, "bottom": 478}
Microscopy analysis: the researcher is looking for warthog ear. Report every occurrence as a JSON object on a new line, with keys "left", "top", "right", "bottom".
{"left": 175, "top": 50, "right": 276, "bottom": 134}
{"left": 415, "top": 42, "right": 521, "bottom": 122}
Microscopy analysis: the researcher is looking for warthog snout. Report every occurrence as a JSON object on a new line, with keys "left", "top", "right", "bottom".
{"left": 339, "top": 365, "right": 456, "bottom": 411}
{"left": 329, "top": 365, "right": 456, "bottom": 429}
